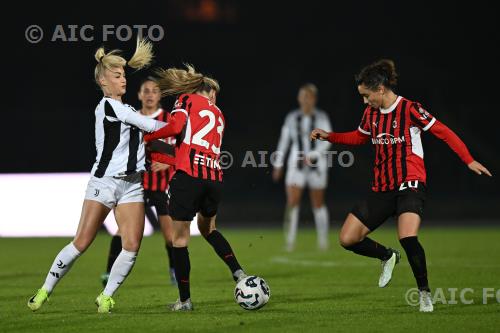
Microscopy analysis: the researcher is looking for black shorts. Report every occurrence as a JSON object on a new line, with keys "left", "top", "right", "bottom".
{"left": 144, "top": 190, "right": 169, "bottom": 216}
{"left": 351, "top": 180, "right": 426, "bottom": 231}
{"left": 168, "top": 171, "right": 222, "bottom": 221}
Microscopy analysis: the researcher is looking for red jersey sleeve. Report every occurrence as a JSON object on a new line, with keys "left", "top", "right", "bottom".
{"left": 428, "top": 120, "right": 474, "bottom": 165}
{"left": 409, "top": 102, "right": 436, "bottom": 131}
{"left": 143, "top": 95, "right": 191, "bottom": 142}
{"left": 357, "top": 107, "right": 372, "bottom": 135}
{"left": 172, "top": 94, "right": 191, "bottom": 115}
{"left": 151, "top": 152, "right": 176, "bottom": 166}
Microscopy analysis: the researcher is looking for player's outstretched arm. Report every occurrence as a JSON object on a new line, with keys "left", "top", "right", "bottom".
{"left": 310, "top": 128, "right": 369, "bottom": 145}
{"left": 428, "top": 120, "right": 492, "bottom": 177}
{"left": 144, "top": 111, "right": 187, "bottom": 142}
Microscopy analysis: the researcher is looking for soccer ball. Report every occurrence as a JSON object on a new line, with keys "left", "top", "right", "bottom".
{"left": 234, "top": 275, "right": 271, "bottom": 310}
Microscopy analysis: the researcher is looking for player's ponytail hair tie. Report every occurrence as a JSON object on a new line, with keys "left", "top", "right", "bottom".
{"left": 94, "top": 38, "right": 154, "bottom": 86}
{"left": 155, "top": 64, "right": 220, "bottom": 97}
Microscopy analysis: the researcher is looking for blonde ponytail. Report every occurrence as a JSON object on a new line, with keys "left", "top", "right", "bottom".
{"left": 94, "top": 38, "right": 154, "bottom": 85}
{"left": 127, "top": 38, "right": 154, "bottom": 70}
{"left": 155, "top": 64, "right": 220, "bottom": 97}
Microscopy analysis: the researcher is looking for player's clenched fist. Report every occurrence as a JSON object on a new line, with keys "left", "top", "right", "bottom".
{"left": 310, "top": 128, "right": 329, "bottom": 141}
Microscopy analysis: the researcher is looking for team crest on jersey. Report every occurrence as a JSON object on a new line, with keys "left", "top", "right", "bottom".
{"left": 392, "top": 120, "right": 398, "bottom": 128}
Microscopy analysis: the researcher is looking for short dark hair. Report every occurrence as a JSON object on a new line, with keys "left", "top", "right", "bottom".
{"left": 355, "top": 59, "right": 398, "bottom": 91}
{"left": 139, "top": 76, "right": 159, "bottom": 88}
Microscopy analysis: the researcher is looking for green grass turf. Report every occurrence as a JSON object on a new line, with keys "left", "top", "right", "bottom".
{"left": 1, "top": 227, "right": 499, "bottom": 332}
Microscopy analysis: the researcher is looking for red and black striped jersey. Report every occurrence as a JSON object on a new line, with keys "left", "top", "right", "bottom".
{"left": 173, "top": 94, "right": 224, "bottom": 182}
{"left": 357, "top": 96, "right": 436, "bottom": 192}
{"left": 144, "top": 94, "right": 225, "bottom": 182}
{"left": 142, "top": 109, "right": 176, "bottom": 191}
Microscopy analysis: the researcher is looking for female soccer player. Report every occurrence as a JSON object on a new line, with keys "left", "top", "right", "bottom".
{"left": 311, "top": 59, "right": 491, "bottom": 312}
{"left": 101, "top": 77, "right": 177, "bottom": 287}
{"left": 144, "top": 64, "right": 248, "bottom": 311}
{"left": 273, "top": 84, "right": 332, "bottom": 251}
{"left": 27, "top": 39, "right": 166, "bottom": 314}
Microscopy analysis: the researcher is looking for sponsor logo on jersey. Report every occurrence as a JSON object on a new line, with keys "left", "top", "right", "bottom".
{"left": 194, "top": 153, "right": 221, "bottom": 170}
{"left": 371, "top": 133, "right": 405, "bottom": 145}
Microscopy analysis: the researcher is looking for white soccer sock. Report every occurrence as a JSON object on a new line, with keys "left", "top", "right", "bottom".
{"left": 285, "top": 206, "right": 299, "bottom": 249}
{"left": 103, "top": 249, "right": 137, "bottom": 297}
{"left": 42, "top": 242, "right": 81, "bottom": 294}
{"left": 313, "top": 206, "right": 329, "bottom": 250}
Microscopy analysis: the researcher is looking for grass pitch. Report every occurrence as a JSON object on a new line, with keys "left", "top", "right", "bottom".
{"left": 1, "top": 227, "right": 499, "bottom": 332}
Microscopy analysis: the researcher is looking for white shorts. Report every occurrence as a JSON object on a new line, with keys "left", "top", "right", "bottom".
{"left": 84, "top": 173, "right": 144, "bottom": 209}
{"left": 285, "top": 167, "right": 328, "bottom": 190}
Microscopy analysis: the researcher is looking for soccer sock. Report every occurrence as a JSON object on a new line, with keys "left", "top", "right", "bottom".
{"left": 399, "top": 236, "right": 430, "bottom": 291}
{"left": 206, "top": 230, "right": 243, "bottom": 280}
{"left": 342, "top": 238, "right": 392, "bottom": 261}
{"left": 145, "top": 205, "right": 158, "bottom": 227}
{"left": 165, "top": 242, "right": 174, "bottom": 270}
{"left": 313, "top": 205, "right": 329, "bottom": 249}
{"left": 173, "top": 247, "right": 191, "bottom": 302}
{"left": 42, "top": 242, "right": 81, "bottom": 294}
{"left": 103, "top": 249, "right": 137, "bottom": 297}
{"left": 284, "top": 205, "right": 299, "bottom": 248}
{"left": 106, "top": 235, "right": 122, "bottom": 273}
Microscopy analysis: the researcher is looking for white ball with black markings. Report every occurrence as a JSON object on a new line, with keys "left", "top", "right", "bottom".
{"left": 234, "top": 275, "right": 270, "bottom": 310}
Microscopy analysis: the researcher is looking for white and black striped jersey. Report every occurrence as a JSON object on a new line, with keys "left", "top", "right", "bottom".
{"left": 275, "top": 109, "right": 332, "bottom": 170}
{"left": 91, "top": 97, "right": 166, "bottom": 178}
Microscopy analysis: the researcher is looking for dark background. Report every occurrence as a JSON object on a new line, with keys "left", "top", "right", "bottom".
{"left": 2, "top": 0, "right": 499, "bottom": 225}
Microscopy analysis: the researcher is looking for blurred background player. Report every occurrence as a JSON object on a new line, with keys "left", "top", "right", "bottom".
{"left": 144, "top": 65, "right": 248, "bottom": 311}
{"left": 311, "top": 59, "right": 492, "bottom": 312}
{"left": 272, "top": 84, "right": 332, "bottom": 251}
{"left": 27, "top": 39, "right": 167, "bottom": 313}
{"left": 101, "top": 77, "right": 177, "bottom": 287}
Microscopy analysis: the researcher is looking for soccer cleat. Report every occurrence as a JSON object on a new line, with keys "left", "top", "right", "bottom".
{"left": 100, "top": 272, "right": 110, "bottom": 288}
{"left": 27, "top": 288, "right": 49, "bottom": 311}
{"left": 169, "top": 298, "right": 193, "bottom": 311}
{"left": 419, "top": 290, "right": 434, "bottom": 312}
{"left": 234, "top": 269, "right": 248, "bottom": 283}
{"left": 95, "top": 292, "right": 115, "bottom": 313}
{"left": 378, "top": 248, "right": 401, "bottom": 288}
{"left": 169, "top": 268, "right": 177, "bottom": 285}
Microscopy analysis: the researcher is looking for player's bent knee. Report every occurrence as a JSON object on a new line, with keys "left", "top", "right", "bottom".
{"left": 339, "top": 234, "right": 359, "bottom": 248}
{"left": 338, "top": 229, "right": 365, "bottom": 248}
{"left": 121, "top": 238, "right": 141, "bottom": 252}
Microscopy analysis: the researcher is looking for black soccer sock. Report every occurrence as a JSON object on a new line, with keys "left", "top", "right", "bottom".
{"left": 400, "top": 236, "right": 430, "bottom": 291}
{"left": 206, "top": 230, "right": 243, "bottom": 278}
{"left": 173, "top": 246, "right": 191, "bottom": 302}
{"left": 165, "top": 243, "right": 174, "bottom": 269}
{"left": 106, "top": 235, "right": 122, "bottom": 273}
{"left": 342, "top": 237, "right": 393, "bottom": 261}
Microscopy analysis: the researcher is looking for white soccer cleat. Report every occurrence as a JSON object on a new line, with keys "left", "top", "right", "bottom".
{"left": 234, "top": 269, "right": 248, "bottom": 283}
{"left": 378, "top": 249, "right": 401, "bottom": 288}
{"left": 169, "top": 298, "right": 193, "bottom": 311}
{"left": 419, "top": 290, "right": 434, "bottom": 312}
